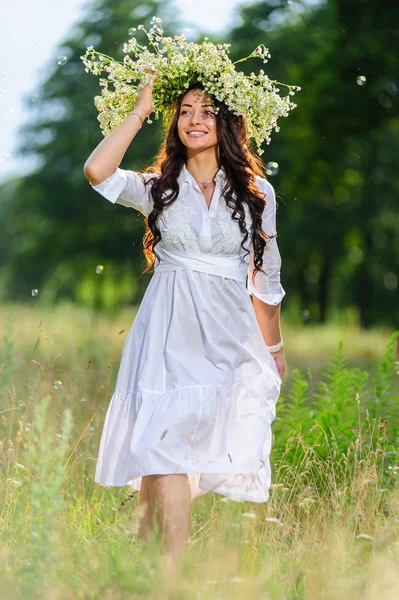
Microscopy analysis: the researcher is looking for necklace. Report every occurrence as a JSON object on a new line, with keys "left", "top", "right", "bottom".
{"left": 193, "top": 176, "right": 216, "bottom": 189}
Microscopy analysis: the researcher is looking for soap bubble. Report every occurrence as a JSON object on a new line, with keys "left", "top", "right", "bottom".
{"left": 266, "top": 161, "right": 279, "bottom": 176}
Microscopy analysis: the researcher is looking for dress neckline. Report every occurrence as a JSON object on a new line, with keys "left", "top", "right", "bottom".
{"left": 202, "top": 184, "right": 217, "bottom": 212}
{"left": 178, "top": 165, "right": 221, "bottom": 217}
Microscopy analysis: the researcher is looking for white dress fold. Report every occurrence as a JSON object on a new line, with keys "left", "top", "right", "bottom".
{"left": 89, "top": 164, "right": 285, "bottom": 502}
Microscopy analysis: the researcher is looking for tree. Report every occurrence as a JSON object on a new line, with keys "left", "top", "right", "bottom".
{"left": 0, "top": 0, "right": 177, "bottom": 310}
{"left": 228, "top": 0, "right": 399, "bottom": 327}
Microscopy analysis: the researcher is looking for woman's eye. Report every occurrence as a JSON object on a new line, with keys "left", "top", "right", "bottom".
{"left": 180, "top": 109, "right": 215, "bottom": 117}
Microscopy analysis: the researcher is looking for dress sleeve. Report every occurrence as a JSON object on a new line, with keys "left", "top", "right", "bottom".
{"left": 89, "top": 167, "right": 156, "bottom": 217}
{"left": 247, "top": 178, "right": 286, "bottom": 305}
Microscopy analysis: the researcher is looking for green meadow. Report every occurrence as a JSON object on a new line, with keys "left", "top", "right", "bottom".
{"left": 1, "top": 302, "right": 399, "bottom": 599}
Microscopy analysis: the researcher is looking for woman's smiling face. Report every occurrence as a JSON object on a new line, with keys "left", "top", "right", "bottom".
{"left": 177, "top": 88, "right": 219, "bottom": 153}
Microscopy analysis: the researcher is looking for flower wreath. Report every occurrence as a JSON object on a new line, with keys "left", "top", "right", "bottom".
{"left": 80, "top": 16, "right": 301, "bottom": 155}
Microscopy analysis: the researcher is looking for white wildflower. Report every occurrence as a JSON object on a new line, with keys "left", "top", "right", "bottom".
{"left": 7, "top": 478, "right": 22, "bottom": 487}
{"left": 80, "top": 16, "right": 300, "bottom": 153}
{"left": 242, "top": 512, "right": 258, "bottom": 519}
{"left": 265, "top": 516, "right": 285, "bottom": 526}
{"left": 356, "top": 533, "right": 374, "bottom": 540}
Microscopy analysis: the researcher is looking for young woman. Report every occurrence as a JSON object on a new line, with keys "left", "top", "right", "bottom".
{"left": 84, "top": 78, "right": 287, "bottom": 565}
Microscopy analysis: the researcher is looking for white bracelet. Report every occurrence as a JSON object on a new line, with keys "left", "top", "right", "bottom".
{"left": 266, "top": 339, "right": 284, "bottom": 353}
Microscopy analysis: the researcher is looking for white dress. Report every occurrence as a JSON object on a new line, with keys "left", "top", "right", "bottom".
{"left": 89, "top": 163, "right": 285, "bottom": 503}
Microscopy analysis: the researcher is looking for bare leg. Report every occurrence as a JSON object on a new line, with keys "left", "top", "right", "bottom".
{"left": 136, "top": 476, "right": 154, "bottom": 541}
{"left": 147, "top": 473, "right": 191, "bottom": 566}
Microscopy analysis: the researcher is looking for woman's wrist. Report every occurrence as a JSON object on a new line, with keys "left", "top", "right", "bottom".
{"left": 131, "top": 104, "right": 150, "bottom": 118}
{"left": 266, "top": 339, "right": 284, "bottom": 354}
{"left": 129, "top": 110, "right": 145, "bottom": 127}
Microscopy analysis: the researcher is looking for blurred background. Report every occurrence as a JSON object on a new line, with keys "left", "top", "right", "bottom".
{"left": 0, "top": 0, "right": 398, "bottom": 372}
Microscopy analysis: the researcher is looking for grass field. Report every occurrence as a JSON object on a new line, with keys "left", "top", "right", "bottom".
{"left": 1, "top": 301, "right": 399, "bottom": 599}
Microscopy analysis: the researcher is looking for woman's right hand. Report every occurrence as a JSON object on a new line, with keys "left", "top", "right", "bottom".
{"left": 134, "top": 74, "right": 156, "bottom": 119}
{"left": 84, "top": 77, "right": 157, "bottom": 184}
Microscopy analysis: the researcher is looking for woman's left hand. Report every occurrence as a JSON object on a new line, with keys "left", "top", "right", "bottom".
{"left": 272, "top": 347, "right": 286, "bottom": 379}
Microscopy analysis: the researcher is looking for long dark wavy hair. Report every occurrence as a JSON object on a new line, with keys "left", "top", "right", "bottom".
{"left": 140, "top": 82, "right": 276, "bottom": 285}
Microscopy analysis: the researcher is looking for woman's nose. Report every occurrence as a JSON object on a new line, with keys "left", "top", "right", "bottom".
{"left": 189, "top": 112, "right": 201, "bottom": 125}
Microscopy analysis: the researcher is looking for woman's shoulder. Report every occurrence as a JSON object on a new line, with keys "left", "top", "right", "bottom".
{"left": 109, "top": 167, "right": 160, "bottom": 184}
{"left": 254, "top": 175, "right": 275, "bottom": 200}
{"left": 136, "top": 170, "right": 161, "bottom": 183}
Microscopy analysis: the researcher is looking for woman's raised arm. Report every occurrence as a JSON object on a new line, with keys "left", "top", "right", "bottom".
{"left": 83, "top": 79, "right": 155, "bottom": 185}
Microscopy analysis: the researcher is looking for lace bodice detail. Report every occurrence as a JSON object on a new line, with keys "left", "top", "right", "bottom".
{"left": 159, "top": 197, "right": 251, "bottom": 257}
{"left": 212, "top": 205, "right": 252, "bottom": 256}
{"left": 159, "top": 197, "right": 201, "bottom": 253}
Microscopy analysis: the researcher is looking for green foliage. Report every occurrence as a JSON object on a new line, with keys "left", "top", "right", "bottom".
{"left": 0, "top": 306, "right": 16, "bottom": 415}
{"left": 273, "top": 332, "right": 399, "bottom": 496}
{"left": 4, "top": 395, "right": 73, "bottom": 597}
{"left": 273, "top": 367, "right": 311, "bottom": 441}
{"left": 373, "top": 331, "right": 399, "bottom": 419}
{"left": 311, "top": 342, "right": 370, "bottom": 452}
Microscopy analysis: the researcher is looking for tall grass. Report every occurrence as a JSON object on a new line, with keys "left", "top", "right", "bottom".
{"left": 0, "top": 302, "right": 399, "bottom": 599}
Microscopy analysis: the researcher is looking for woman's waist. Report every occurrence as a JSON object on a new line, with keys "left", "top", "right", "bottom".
{"left": 153, "top": 247, "right": 248, "bottom": 284}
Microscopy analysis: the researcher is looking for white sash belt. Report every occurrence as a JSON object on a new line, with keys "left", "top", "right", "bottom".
{"left": 153, "top": 246, "right": 249, "bottom": 285}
